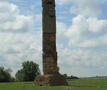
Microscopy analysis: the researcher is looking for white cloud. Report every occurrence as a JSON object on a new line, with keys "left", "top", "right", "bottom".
{"left": 70, "top": 0, "right": 102, "bottom": 17}
{"left": 0, "top": 32, "right": 42, "bottom": 76}
{"left": 0, "top": 0, "right": 107, "bottom": 77}
{"left": 0, "top": 1, "right": 42, "bottom": 76}
{"left": 88, "top": 18, "right": 107, "bottom": 33}
{"left": 58, "top": 44, "right": 107, "bottom": 77}
{"left": 56, "top": 21, "right": 68, "bottom": 38}
{"left": 0, "top": 1, "right": 33, "bottom": 32}
{"left": 56, "top": 0, "right": 107, "bottom": 77}
{"left": 56, "top": 0, "right": 71, "bottom": 5}
{"left": 78, "top": 34, "right": 107, "bottom": 48}
{"left": 65, "top": 15, "right": 107, "bottom": 48}
{"left": 56, "top": 0, "right": 105, "bottom": 17}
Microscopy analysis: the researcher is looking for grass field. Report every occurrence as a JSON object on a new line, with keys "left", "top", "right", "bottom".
{"left": 0, "top": 79, "right": 107, "bottom": 90}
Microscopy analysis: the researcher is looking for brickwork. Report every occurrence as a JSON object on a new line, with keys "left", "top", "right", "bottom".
{"left": 34, "top": 0, "right": 68, "bottom": 86}
{"left": 43, "top": 33, "right": 57, "bottom": 74}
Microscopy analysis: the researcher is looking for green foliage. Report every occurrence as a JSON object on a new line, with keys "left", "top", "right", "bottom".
{"left": 63, "top": 74, "right": 67, "bottom": 78}
{"left": 67, "top": 75, "right": 79, "bottom": 79}
{"left": 0, "top": 67, "right": 14, "bottom": 82}
{"left": 15, "top": 69, "right": 24, "bottom": 81}
{"left": 16, "top": 61, "right": 40, "bottom": 81}
{"left": 63, "top": 74, "right": 79, "bottom": 80}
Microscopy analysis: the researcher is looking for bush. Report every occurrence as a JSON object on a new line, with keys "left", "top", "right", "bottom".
{"left": 63, "top": 74, "right": 79, "bottom": 80}
{"left": 0, "top": 67, "right": 14, "bottom": 82}
{"left": 67, "top": 75, "right": 79, "bottom": 80}
{"left": 16, "top": 61, "right": 40, "bottom": 81}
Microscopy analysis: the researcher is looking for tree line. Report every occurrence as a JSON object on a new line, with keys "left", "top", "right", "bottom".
{"left": 0, "top": 61, "right": 79, "bottom": 82}
{"left": 0, "top": 61, "right": 40, "bottom": 82}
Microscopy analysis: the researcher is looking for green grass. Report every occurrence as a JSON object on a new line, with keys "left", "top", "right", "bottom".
{"left": 0, "top": 79, "right": 107, "bottom": 90}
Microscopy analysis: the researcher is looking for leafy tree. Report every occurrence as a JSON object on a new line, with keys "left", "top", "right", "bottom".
{"left": 16, "top": 61, "right": 40, "bottom": 81}
{"left": 15, "top": 69, "right": 24, "bottom": 81}
{"left": 0, "top": 67, "right": 14, "bottom": 82}
{"left": 63, "top": 74, "right": 67, "bottom": 78}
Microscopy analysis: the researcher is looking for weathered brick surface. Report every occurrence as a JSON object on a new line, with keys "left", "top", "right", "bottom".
{"left": 34, "top": 0, "right": 68, "bottom": 86}
{"left": 34, "top": 74, "right": 68, "bottom": 86}
{"left": 43, "top": 33, "right": 57, "bottom": 74}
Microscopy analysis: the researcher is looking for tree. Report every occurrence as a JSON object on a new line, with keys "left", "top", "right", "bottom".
{"left": 67, "top": 75, "right": 79, "bottom": 80}
{"left": 0, "top": 67, "right": 14, "bottom": 82}
{"left": 16, "top": 61, "right": 40, "bottom": 81}
{"left": 15, "top": 69, "right": 24, "bottom": 81}
{"left": 63, "top": 74, "right": 79, "bottom": 80}
{"left": 70, "top": 75, "right": 79, "bottom": 79}
{"left": 63, "top": 74, "right": 67, "bottom": 78}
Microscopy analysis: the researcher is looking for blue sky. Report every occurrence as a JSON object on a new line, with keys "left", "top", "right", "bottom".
{"left": 101, "top": 3, "right": 107, "bottom": 19}
{"left": 0, "top": 0, "right": 107, "bottom": 77}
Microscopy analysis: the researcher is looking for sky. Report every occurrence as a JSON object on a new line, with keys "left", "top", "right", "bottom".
{"left": 0, "top": 0, "right": 107, "bottom": 77}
